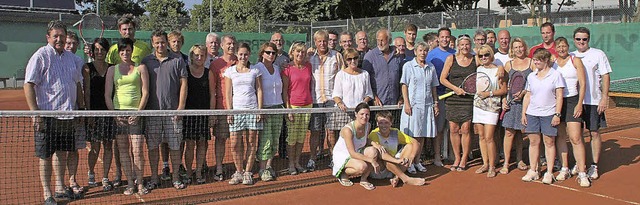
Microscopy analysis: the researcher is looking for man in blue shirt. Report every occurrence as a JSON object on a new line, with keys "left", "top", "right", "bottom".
{"left": 362, "top": 28, "right": 404, "bottom": 107}
{"left": 426, "top": 27, "right": 456, "bottom": 167}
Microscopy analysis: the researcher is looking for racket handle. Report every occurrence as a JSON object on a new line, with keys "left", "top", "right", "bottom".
{"left": 499, "top": 109, "right": 507, "bottom": 120}
{"left": 438, "top": 91, "right": 455, "bottom": 100}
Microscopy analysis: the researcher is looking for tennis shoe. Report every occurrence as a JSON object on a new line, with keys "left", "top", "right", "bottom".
{"left": 407, "top": 164, "right": 417, "bottom": 174}
{"left": 521, "top": 169, "right": 539, "bottom": 182}
{"left": 577, "top": 173, "right": 591, "bottom": 187}
{"left": 571, "top": 165, "right": 579, "bottom": 175}
{"left": 542, "top": 172, "right": 555, "bottom": 184}
{"left": 161, "top": 167, "right": 171, "bottom": 181}
{"left": 307, "top": 159, "right": 316, "bottom": 172}
{"left": 588, "top": 165, "right": 599, "bottom": 180}
{"left": 229, "top": 171, "right": 243, "bottom": 185}
{"left": 555, "top": 167, "right": 571, "bottom": 181}
{"left": 414, "top": 163, "right": 427, "bottom": 172}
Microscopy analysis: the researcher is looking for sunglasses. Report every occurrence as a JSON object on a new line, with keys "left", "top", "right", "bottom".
{"left": 574, "top": 38, "right": 589, "bottom": 42}
{"left": 478, "top": 53, "right": 491, "bottom": 58}
{"left": 264, "top": 51, "right": 276, "bottom": 55}
{"left": 346, "top": 57, "right": 359, "bottom": 61}
{"left": 458, "top": 34, "right": 470, "bottom": 38}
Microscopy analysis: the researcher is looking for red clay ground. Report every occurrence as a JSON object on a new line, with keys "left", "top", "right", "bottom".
{"left": 2, "top": 89, "right": 639, "bottom": 204}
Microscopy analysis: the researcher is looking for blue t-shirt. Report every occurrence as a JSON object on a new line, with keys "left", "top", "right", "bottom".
{"left": 427, "top": 47, "right": 456, "bottom": 95}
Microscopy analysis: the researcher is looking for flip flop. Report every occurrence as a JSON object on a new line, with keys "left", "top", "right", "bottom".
{"left": 359, "top": 181, "right": 375, "bottom": 190}
{"left": 390, "top": 177, "right": 399, "bottom": 188}
{"left": 456, "top": 166, "right": 466, "bottom": 172}
{"left": 337, "top": 178, "right": 353, "bottom": 187}
{"left": 450, "top": 166, "right": 459, "bottom": 172}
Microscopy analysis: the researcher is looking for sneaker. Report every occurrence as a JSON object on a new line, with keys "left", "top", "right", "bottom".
{"left": 228, "top": 171, "right": 243, "bottom": 185}
{"left": 260, "top": 169, "right": 273, "bottom": 181}
{"left": 587, "top": 165, "right": 599, "bottom": 180}
{"left": 161, "top": 167, "right": 171, "bottom": 181}
{"left": 179, "top": 164, "right": 188, "bottom": 177}
{"left": 407, "top": 164, "right": 417, "bottom": 174}
{"left": 577, "top": 173, "right": 591, "bottom": 187}
{"left": 571, "top": 165, "right": 579, "bottom": 176}
{"left": 242, "top": 172, "right": 254, "bottom": 185}
{"left": 306, "top": 160, "right": 316, "bottom": 172}
{"left": 44, "top": 196, "right": 57, "bottom": 205}
{"left": 414, "top": 163, "right": 427, "bottom": 172}
{"left": 542, "top": 172, "right": 555, "bottom": 184}
{"left": 521, "top": 169, "right": 539, "bottom": 182}
{"left": 87, "top": 172, "right": 97, "bottom": 187}
{"left": 555, "top": 167, "right": 571, "bottom": 181}
{"left": 267, "top": 167, "right": 276, "bottom": 179}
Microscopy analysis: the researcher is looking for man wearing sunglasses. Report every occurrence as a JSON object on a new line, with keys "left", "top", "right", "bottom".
{"left": 570, "top": 27, "right": 612, "bottom": 181}
{"left": 529, "top": 22, "right": 558, "bottom": 58}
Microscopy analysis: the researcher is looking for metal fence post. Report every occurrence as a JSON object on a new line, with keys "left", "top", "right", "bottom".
{"left": 387, "top": 16, "right": 391, "bottom": 31}
{"left": 441, "top": 12, "right": 444, "bottom": 28}
{"left": 258, "top": 19, "right": 261, "bottom": 33}
{"left": 477, "top": 10, "right": 480, "bottom": 28}
{"left": 346, "top": 18, "right": 349, "bottom": 31}
{"left": 591, "top": 0, "right": 595, "bottom": 23}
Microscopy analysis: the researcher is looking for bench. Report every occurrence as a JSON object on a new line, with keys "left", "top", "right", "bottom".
{"left": 0, "top": 77, "right": 8, "bottom": 88}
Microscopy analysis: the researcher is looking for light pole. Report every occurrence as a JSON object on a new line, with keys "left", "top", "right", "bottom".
{"left": 209, "top": 0, "right": 212, "bottom": 32}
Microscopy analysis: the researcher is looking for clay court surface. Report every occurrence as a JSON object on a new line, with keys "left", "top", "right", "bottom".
{"left": 1, "top": 89, "right": 639, "bottom": 205}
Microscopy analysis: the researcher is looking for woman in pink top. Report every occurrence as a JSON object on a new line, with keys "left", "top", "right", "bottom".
{"left": 282, "top": 42, "right": 313, "bottom": 175}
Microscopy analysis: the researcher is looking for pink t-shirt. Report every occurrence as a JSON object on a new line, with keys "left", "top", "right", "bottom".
{"left": 282, "top": 63, "right": 313, "bottom": 106}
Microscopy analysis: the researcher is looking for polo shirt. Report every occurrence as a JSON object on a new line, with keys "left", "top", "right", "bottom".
{"left": 142, "top": 51, "right": 188, "bottom": 110}
{"left": 525, "top": 68, "right": 566, "bottom": 116}
{"left": 362, "top": 47, "right": 404, "bottom": 105}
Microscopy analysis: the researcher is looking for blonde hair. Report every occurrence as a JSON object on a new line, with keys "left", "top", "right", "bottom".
{"left": 477, "top": 44, "right": 495, "bottom": 63}
{"left": 508, "top": 37, "right": 529, "bottom": 59}
{"left": 288, "top": 42, "right": 307, "bottom": 64}
{"left": 188, "top": 45, "right": 207, "bottom": 66}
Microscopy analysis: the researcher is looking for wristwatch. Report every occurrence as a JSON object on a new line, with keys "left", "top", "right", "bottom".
{"left": 489, "top": 91, "right": 494, "bottom": 97}
{"left": 554, "top": 113, "right": 561, "bottom": 118}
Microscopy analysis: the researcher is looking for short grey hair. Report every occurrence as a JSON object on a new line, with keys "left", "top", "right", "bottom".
{"left": 206, "top": 32, "right": 219, "bottom": 41}
{"left": 376, "top": 28, "right": 392, "bottom": 41}
{"left": 474, "top": 29, "right": 486, "bottom": 39}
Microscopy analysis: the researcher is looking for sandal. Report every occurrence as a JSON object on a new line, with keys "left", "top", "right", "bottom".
{"left": 456, "top": 166, "right": 467, "bottom": 172}
{"left": 173, "top": 180, "right": 186, "bottom": 190}
{"left": 102, "top": 178, "right": 113, "bottom": 191}
{"left": 359, "top": 181, "right": 376, "bottom": 190}
{"left": 70, "top": 184, "right": 84, "bottom": 195}
{"left": 475, "top": 165, "right": 488, "bottom": 174}
{"left": 53, "top": 188, "right": 72, "bottom": 199}
{"left": 450, "top": 165, "right": 459, "bottom": 172}
{"left": 518, "top": 161, "right": 529, "bottom": 171}
{"left": 499, "top": 167, "right": 509, "bottom": 174}
{"left": 390, "top": 177, "right": 400, "bottom": 188}
{"left": 123, "top": 187, "right": 136, "bottom": 196}
{"left": 337, "top": 178, "right": 353, "bottom": 187}
{"left": 145, "top": 181, "right": 158, "bottom": 190}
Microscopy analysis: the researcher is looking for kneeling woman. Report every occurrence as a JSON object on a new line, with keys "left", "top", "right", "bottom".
{"left": 369, "top": 111, "right": 426, "bottom": 187}
{"left": 332, "top": 103, "right": 380, "bottom": 190}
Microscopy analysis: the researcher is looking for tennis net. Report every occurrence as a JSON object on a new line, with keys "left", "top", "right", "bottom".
{"left": 0, "top": 106, "right": 401, "bottom": 204}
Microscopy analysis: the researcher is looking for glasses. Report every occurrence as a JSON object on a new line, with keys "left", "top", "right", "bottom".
{"left": 346, "top": 57, "right": 359, "bottom": 62}
{"left": 478, "top": 53, "right": 491, "bottom": 58}
{"left": 458, "top": 34, "right": 470, "bottom": 38}
{"left": 264, "top": 51, "right": 276, "bottom": 55}
{"left": 271, "top": 39, "right": 284, "bottom": 42}
{"left": 475, "top": 38, "right": 486, "bottom": 41}
{"left": 574, "top": 38, "right": 589, "bottom": 42}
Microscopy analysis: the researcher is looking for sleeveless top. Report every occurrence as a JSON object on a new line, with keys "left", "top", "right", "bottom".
{"left": 507, "top": 60, "right": 534, "bottom": 103}
{"left": 552, "top": 56, "right": 579, "bottom": 97}
{"left": 474, "top": 66, "right": 501, "bottom": 113}
{"left": 88, "top": 63, "right": 108, "bottom": 110}
{"left": 113, "top": 64, "right": 142, "bottom": 110}
{"left": 333, "top": 122, "right": 371, "bottom": 157}
{"left": 186, "top": 68, "right": 210, "bottom": 109}
{"left": 445, "top": 56, "right": 476, "bottom": 105}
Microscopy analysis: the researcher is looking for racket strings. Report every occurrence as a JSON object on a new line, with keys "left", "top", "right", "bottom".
{"left": 462, "top": 76, "right": 477, "bottom": 93}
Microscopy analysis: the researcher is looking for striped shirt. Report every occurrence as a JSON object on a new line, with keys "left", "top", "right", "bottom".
{"left": 25, "top": 44, "right": 84, "bottom": 111}
{"left": 310, "top": 50, "right": 342, "bottom": 103}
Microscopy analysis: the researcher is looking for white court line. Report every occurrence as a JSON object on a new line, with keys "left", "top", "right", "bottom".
{"left": 618, "top": 136, "right": 640, "bottom": 141}
{"left": 533, "top": 181, "right": 639, "bottom": 205}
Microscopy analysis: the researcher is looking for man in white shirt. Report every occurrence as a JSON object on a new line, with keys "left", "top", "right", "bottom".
{"left": 570, "top": 27, "right": 612, "bottom": 180}
{"left": 494, "top": 30, "right": 511, "bottom": 67}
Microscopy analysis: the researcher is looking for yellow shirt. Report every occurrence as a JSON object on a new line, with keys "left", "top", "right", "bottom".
{"left": 368, "top": 128, "right": 413, "bottom": 156}
{"left": 106, "top": 40, "right": 151, "bottom": 65}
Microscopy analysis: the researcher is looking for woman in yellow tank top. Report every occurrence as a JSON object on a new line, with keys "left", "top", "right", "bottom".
{"left": 104, "top": 38, "right": 149, "bottom": 196}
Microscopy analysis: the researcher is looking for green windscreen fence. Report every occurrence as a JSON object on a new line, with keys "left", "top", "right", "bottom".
{"left": 0, "top": 21, "right": 306, "bottom": 78}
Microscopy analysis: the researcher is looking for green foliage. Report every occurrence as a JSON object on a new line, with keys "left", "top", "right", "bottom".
{"left": 139, "top": 0, "right": 189, "bottom": 31}
{"left": 75, "top": 0, "right": 145, "bottom": 16}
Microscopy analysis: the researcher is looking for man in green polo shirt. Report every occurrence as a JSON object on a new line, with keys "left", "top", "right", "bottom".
{"left": 105, "top": 14, "right": 151, "bottom": 65}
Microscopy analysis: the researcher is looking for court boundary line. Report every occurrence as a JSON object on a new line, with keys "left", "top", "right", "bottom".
{"left": 533, "top": 181, "right": 640, "bottom": 205}
{"left": 618, "top": 136, "right": 640, "bottom": 141}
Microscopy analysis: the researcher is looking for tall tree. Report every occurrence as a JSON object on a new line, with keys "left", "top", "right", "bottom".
{"left": 75, "top": 0, "right": 145, "bottom": 16}
{"left": 140, "top": 0, "right": 189, "bottom": 31}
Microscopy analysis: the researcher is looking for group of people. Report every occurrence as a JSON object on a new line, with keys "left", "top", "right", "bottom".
{"left": 26, "top": 13, "right": 611, "bottom": 204}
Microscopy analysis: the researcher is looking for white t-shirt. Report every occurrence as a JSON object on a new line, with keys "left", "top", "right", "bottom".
{"left": 494, "top": 51, "right": 511, "bottom": 67}
{"left": 552, "top": 56, "right": 579, "bottom": 97}
{"left": 223, "top": 65, "right": 262, "bottom": 109}
{"left": 255, "top": 62, "right": 283, "bottom": 107}
{"left": 525, "top": 69, "right": 566, "bottom": 116}
{"left": 332, "top": 70, "right": 374, "bottom": 108}
{"left": 570, "top": 48, "right": 612, "bottom": 105}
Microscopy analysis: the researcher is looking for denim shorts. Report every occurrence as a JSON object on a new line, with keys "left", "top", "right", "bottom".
{"left": 524, "top": 114, "right": 558, "bottom": 137}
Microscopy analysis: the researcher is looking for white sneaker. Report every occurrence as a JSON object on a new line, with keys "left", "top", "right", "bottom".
{"left": 571, "top": 165, "right": 579, "bottom": 176}
{"left": 407, "top": 164, "right": 417, "bottom": 174}
{"left": 521, "top": 169, "right": 539, "bottom": 182}
{"left": 229, "top": 171, "right": 243, "bottom": 185}
{"left": 587, "top": 165, "right": 599, "bottom": 180}
{"left": 542, "top": 172, "right": 555, "bottom": 184}
{"left": 414, "top": 163, "right": 427, "bottom": 172}
{"left": 577, "top": 173, "right": 591, "bottom": 187}
{"left": 306, "top": 160, "right": 316, "bottom": 172}
{"left": 555, "top": 167, "right": 571, "bottom": 181}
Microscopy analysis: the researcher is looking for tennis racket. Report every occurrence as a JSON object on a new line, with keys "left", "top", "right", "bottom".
{"left": 439, "top": 72, "right": 491, "bottom": 100}
{"left": 73, "top": 13, "right": 105, "bottom": 47}
{"left": 499, "top": 71, "right": 527, "bottom": 120}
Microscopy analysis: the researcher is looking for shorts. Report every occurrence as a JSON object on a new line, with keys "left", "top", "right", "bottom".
{"left": 327, "top": 111, "right": 355, "bottom": 131}
{"left": 115, "top": 116, "right": 144, "bottom": 135}
{"left": 369, "top": 147, "right": 403, "bottom": 179}
{"left": 561, "top": 95, "right": 582, "bottom": 123}
{"left": 85, "top": 117, "right": 116, "bottom": 142}
{"left": 309, "top": 101, "right": 334, "bottom": 131}
{"left": 34, "top": 118, "right": 75, "bottom": 159}
{"left": 183, "top": 116, "right": 211, "bottom": 141}
{"left": 146, "top": 116, "right": 183, "bottom": 150}
{"left": 229, "top": 114, "right": 263, "bottom": 132}
{"left": 582, "top": 104, "right": 607, "bottom": 131}
{"left": 287, "top": 104, "right": 311, "bottom": 145}
{"left": 524, "top": 114, "right": 557, "bottom": 137}
{"left": 211, "top": 115, "right": 230, "bottom": 138}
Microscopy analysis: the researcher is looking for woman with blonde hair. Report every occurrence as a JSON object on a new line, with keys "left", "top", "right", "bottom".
{"left": 282, "top": 42, "right": 313, "bottom": 175}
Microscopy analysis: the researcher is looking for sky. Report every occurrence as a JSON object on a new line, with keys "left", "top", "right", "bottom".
{"left": 182, "top": 0, "right": 199, "bottom": 10}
